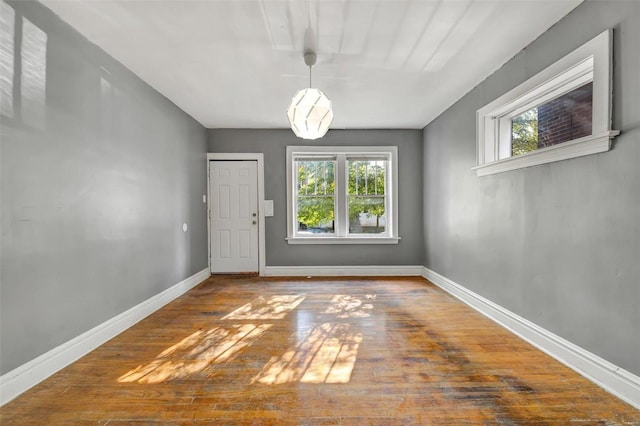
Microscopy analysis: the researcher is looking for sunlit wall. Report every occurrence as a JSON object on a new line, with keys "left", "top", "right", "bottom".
{"left": 0, "top": 0, "right": 208, "bottom": 375}
{"left": 422, "top": 0, "right": 640, "bottom": 376}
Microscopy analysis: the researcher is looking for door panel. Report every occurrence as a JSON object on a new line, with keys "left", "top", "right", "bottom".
{"left": 210, "top": 161, "right": 259, "bottom": 273}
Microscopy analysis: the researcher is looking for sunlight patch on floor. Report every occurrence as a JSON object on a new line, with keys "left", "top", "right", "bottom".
{"left": 251, "top": 323, "right": 363, "bottom": 385}
{"left": 222, "top": 295, "right": 306, "bottom": 320}
{"left": 118, "top": 293, "right": 374, "bottom": 385}
{"left": 118, "top": 323, "right": 271, "bottom": 384}
{"left": 323, "top": 294, "right": 375, "bottom": 318}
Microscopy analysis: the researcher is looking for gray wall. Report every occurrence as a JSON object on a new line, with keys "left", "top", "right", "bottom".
{"left": 209, "top": 129, "right": 423, "bottom": 267}
{"left": 0, "top": 0, "right": 208, "bottom": 374}
{"left": 422, "top": 0, "right": 639, "bottom": 375}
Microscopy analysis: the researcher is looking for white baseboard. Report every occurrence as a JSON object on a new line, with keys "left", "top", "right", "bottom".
{"left": 421, "top": 267, "right": 640, "bottom": 410}
{"left": 263, "top": 265, "right": 423, "bottom": 277}
{"left": 0, "top": 268, "right": 210, "bottom": 406}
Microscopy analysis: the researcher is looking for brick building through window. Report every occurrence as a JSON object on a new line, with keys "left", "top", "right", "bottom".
{"left": 537, "top": 82, "right": 593, "bottom": 148}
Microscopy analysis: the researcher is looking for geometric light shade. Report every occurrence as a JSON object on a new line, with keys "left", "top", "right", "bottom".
{"left": 287, "top": 88, "right": 333, "bottom": 140}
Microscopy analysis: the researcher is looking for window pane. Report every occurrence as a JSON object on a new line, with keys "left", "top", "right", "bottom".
{"left": 297, "top": 196, "right": 334, "bottom": 234}
{"left": 296, "top": 160, "right": 335, "bottom": 234}
{"left": 348, "top": 196, "right": 385, "bottom": 234}
{"left": 348, "top": 160, "right": 385, "bottom": 195}
{"left": 538, "top": 82, "right": 592, "bottom": 147}
{"left": 297, "top": 160, "right": 334, "bottom": 195}
{"left": 347, "top": 159, "right": 386, "bottom": 234}
{"left": 511, "top": 108, "right": 538, "bottom": 156}
{"left": 511, "top": 82, "right": 593, "bottom": 157}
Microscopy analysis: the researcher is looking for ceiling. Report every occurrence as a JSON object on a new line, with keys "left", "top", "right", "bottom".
{"left": 41, "top": 0, "right": 583, "bottom": 129}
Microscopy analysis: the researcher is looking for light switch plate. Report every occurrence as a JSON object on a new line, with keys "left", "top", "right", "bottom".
{"left": 264, "top": 200, "right": 274, "bottom": 217}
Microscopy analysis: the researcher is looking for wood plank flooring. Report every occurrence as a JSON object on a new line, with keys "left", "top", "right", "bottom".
{"left": 2, "top": 276, "right": 639, "bottom": 424}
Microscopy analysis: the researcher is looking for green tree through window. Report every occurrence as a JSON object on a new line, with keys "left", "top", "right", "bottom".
{"left": 511, "top": 108, "right": 538, "bottom": 156}
{"left": 296, "top": 160, "right": 335, "bottom": 232}
{"left": 288, "top": 146, "right": 398, "bottom": 242}
{"left": 295, "top": 158, "right": 387, "bottom": 234}
{"left": 348, "top": 160, "right": 386, "bottom": 234}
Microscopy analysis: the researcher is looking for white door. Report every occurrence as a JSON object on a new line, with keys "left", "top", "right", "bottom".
{"left": 209, "top": 160, "right": 259, "bottom": 273}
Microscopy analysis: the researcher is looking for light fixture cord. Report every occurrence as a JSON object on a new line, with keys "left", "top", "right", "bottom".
{"left": 308, "top": 65, "right": 312, "bottom": 88}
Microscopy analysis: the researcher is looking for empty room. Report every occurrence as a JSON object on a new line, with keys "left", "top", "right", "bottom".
{"left": 0, "top": 0, "right": 639, "bottom": 423}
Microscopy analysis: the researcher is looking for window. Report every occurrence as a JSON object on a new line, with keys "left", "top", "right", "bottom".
{"left": 286, "top": 146, "right": 399, "bottom": 244}
{"left": 475, "top": 29, "right": 619, "bottom": 176}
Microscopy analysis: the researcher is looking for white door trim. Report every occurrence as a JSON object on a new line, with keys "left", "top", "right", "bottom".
{"left": 207, "top": 153, "right": 265, "bottom": 276}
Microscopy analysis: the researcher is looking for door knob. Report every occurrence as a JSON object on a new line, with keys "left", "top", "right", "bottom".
{"left": 252, "top": 221, "right": 257, "bottom": 225}
{"left": 252, "top": 213, "right": 257, "bottom": 217}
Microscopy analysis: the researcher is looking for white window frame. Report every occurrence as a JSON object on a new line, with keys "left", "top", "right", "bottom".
{"left": 286, "top": 145, "right": 399, "bottom": 245}
{"left": 474, "top": 29, "right": 619, "bottom": 177}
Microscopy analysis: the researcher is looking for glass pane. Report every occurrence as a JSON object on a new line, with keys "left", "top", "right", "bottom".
{"left": 296, "top": 160, "right": 334, "bottom": 196}
{"left": 511, "top": 108, "right": 538, "bottom": 156}
{"left": 348, "top": 196, "right": 385, "bottom": 234}
{"left": 296, "top": 159, "right": 335, "bottom": 235}
{"left": 511, "top": 82, "right": 593, "bottom": 157}
{"left": 297, "top": 196, "right": 334, "bottom": 234}
{"left": 348, "top": 160, "right": 385, "bottom": 196}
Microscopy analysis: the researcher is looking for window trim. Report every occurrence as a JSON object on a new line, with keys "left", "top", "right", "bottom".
{"left": 474, "top": 29, "right": 619, "bottom": 177}
{"left": 286, "top": 145, "right": 399, "bottom": 245}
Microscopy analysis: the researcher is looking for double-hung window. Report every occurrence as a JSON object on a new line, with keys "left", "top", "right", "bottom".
{"left": 286, "top": 146, "right": 399, "bottom": 244}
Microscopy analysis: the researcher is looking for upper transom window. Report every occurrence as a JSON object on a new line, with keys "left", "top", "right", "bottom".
{"left": 286, "top": 146, "right": 399, "bottom": 245}
{"left": 474, "top": 29, "right": 619, "bottom": 176}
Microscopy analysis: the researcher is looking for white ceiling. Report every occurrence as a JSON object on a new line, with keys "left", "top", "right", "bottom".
{"left": 41, "top": 0, "right": 582, "bottom": 129}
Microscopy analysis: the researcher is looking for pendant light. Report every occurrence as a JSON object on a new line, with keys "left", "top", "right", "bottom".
{"left": 286, "top": 50, "right": 333, "bottom": 140}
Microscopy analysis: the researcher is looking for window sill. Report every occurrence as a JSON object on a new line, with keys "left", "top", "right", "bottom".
{"left": 473, "top": 130, "right": 619, "bottom": 177}
{"left": 286, "top": 236, "right": 401, "bottom": 245}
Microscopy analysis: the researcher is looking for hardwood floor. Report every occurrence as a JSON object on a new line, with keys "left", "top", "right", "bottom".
{"left": 2, "top": 276, "right": 638, "bottom": 424}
